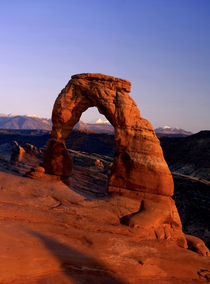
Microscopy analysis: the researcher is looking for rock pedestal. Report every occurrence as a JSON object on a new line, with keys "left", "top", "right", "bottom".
{"left": 10, "top": 141, "right": 25, "bottom": 164}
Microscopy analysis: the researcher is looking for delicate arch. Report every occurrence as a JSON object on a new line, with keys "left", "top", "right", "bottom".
{"left": 43, "top": 73, "right": 174, "bottom": 197}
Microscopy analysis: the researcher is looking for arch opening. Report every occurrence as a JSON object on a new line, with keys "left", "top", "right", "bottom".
{"left": 79, "top": 107, "right": 111, "bottom": 125}
{"left": 65, "top": 106, "right": 115, "bottom": 197}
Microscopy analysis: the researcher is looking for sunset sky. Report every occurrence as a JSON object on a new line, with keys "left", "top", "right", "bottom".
{"left": 0, "top": 0, "right": 209, "bottom": 132}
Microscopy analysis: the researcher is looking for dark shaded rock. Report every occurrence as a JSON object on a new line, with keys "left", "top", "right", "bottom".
{"left": 43, "top": 139, "right": 72, "bottom": 177}
{"left": 173, "top": 173, "right": 210, "bottom": 247}
{"left": 160, "top": 131, "right": 210, "bottom": 181}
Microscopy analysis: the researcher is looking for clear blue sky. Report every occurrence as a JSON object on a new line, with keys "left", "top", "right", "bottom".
{"left": 0, "top": 0, "right": 209, "bottom": 132}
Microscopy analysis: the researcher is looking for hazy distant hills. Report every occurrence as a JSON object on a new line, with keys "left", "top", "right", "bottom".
{"left": 0, "top": 114, "right": 51, "bottom": 130}
{"left": 0, "top": 114, "right": 113, "bottom": 132}
{"left": 74, "top": 121, "right": 193, "bottom": 136}
{"left": 0, "top": 114, "right": 193, "bottom": 136}
{"left": 0, "top": 114, "right": 114, "bottom": 133}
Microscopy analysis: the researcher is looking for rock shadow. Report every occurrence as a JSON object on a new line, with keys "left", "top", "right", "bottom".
{"left": 30, "top": 230, "right": 126, "bottom": 284}
{"left": 60, "top": 166, "right": 110, "bottom": 200}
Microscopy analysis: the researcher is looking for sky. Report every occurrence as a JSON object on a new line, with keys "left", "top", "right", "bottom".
{"left": 0, "top": 0, "right": 209, "bottom": 132}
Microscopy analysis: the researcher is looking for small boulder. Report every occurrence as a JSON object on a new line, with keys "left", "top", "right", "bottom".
{"left": 95, "top": 159, "right": 104, "bottom": 169}
{"left": 33, "top": 166, "right": 45, "bottom": 174}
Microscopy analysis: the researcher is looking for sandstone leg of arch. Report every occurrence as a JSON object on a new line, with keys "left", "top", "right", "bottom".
{"left": 42, "top": 73, "right": 209, "bottom": 255}
{"left": 43, "top": 139, "right": 72, "bottom": 177}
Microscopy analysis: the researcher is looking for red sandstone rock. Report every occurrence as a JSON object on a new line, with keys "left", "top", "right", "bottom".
{"left": 95, "top": 159, "right": 104, "bottom": 169}
{"left": 186, "top": 234, "right": 209, "bottom": 256}
{"left": 10, "top": 141, "right": 25, "bottom": 164}
{"left": 45, "top": 73, "right": 173, "bottom": 196}
{"left": 0, "top": 171, "right": 209, "bottom": 283}
{"left": 42, "top": 73, "right": 209, "bottom": 255}
{"left": 34, "top": 166, "right": 45, "bottom": 173}
{"left": 43, "top": 139, "right": 72, "bottom": 177}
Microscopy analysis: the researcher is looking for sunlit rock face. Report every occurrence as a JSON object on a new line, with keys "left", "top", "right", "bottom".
{"left": 35, "top": 73, "right": 210, "bottom": 255}
{"left": 43, "top": 73, "right": 173, "bottom": 197}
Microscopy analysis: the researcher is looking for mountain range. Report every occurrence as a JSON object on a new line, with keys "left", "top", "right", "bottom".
{"left": 155, "top": 126, "right": 192, "bottom": 136}
{"left": 0, "top": 114, "right": 193, "bottom": 136}
{"left": 0, "top": 114, "right": 51, "bottom": 130}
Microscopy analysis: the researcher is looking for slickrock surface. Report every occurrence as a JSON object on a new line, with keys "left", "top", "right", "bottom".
{"left": 0, "top": 170, "right": 209, "bottom": 283}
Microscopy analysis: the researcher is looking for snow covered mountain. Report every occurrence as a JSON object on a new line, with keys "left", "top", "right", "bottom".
{"left": 155, "top": 126, "right": 192, "bottom": 136}
{"left": 0, "top": 114, "right": 193, "bottom": 136}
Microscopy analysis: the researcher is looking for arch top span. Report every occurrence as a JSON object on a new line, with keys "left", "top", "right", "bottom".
{"left": 51, "top": 73, "right": 138, "bottom": 141}
{"left": 71, "top": 73, "right": 131, "bottom": 92}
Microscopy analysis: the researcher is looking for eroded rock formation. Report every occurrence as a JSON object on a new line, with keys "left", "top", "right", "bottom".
{"left": 44, "top": 73, "right": 173, "bottom": 195}
{"left": 10, "top": 141, "right": 25, "bottom": 164}
{"left": 43, "top": 73, "right": 209, "bottom": 255}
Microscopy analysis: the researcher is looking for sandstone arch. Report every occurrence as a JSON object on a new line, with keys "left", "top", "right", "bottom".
{"left": 42, "top": 73, "right": 209, "bottom": 255}
{"left": 44, "top": 73, "right": 174, "bottom": 197}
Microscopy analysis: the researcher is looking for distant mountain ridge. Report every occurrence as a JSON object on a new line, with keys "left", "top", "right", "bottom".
{"left": 0, "top": 113, "right": 193, "bottom": 136}
{"left": 74, "top": 121, "right": 114, "bottom": 133}
{"left": 0, "top": 114, "right": 51, "bottom": 130}
{"left": 0, "top": 114, "right": 114, "bottom": 133}
{"left": 155, "top": 126, "right": 192, "bottom": 136}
